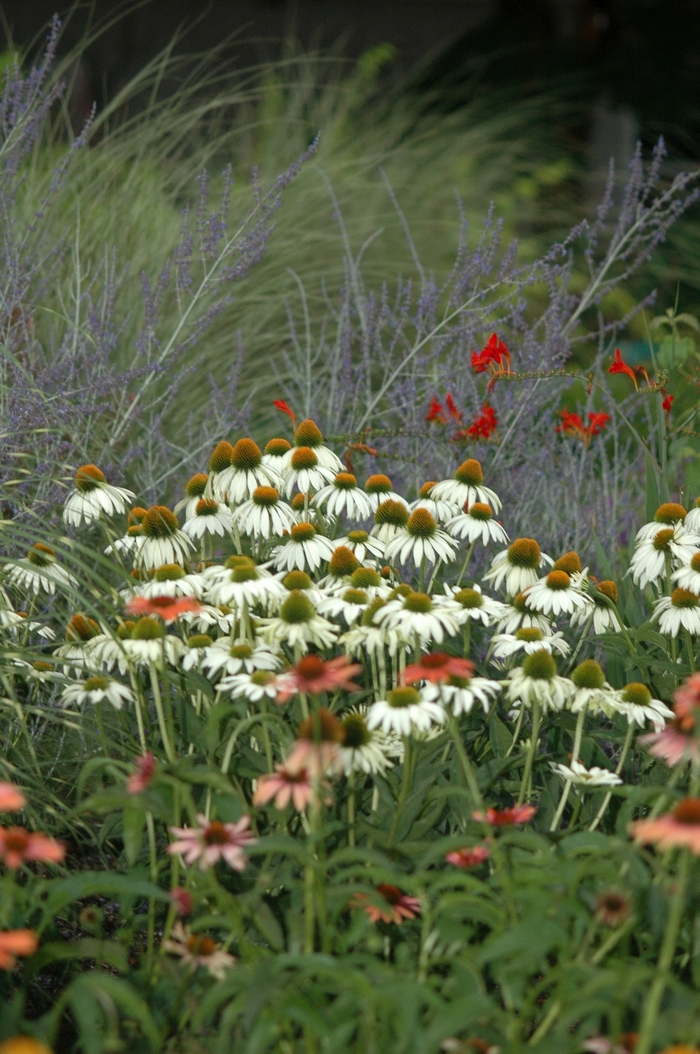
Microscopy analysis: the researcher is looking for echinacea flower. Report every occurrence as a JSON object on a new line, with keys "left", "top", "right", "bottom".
{"left": 334, "top": 529, "right": 386, "bottom": 563}
{"left": 569, "top": 660, "right": 619, "bottom": 716}
{"left": 60, "top": 674, "right": 134, "bottom": 710}
{"left": 274, "top": 654, "right": 362, "bottom": 703}
{"left": 630, "top": 797, "right": 700, "bottom": 853}
{"left": 135, "top": 563, "right": 204, "bottom": 600}
{"left": 615, "top": 682, "right": 673, "bottom": 731}
{"left": 445, "top": 845, "right": 490, "bottom": 867}
{"left": 523, "top": 570, "right": 593, "bottom": 618}
{"left": 594, "top": 890, "right": 632, "bottom": 927}
{"left": 126, "top": 753, "right": 156, "bottom": 793}
{"left": 168, "top": 814, "right": 256, "bottom": 871}
{"left": 363, "top": 474, "right": 410, "bottom": 513}
{"left": 0, "top": 827, "right": 65, "bottom": 868}
{"left": 409, "top": 482, "right": 459, "bottom": 525}
{"left": 312, "top": 472, "right": 374, "bottom": 521}
{"left": 653, "top": 588, "right": 700, "bottom": 637}
{"left": 207, "top": 438, "right": 282, "bottom": 504}
{"left": 182, "top": 499, "right": 233, "bottom": 540}
{"left": 174, "top": 472, "right": 209, "bottom": 520}
{"left": 207, "top": 558, "right": 286, "bottom": 610}
{"left": 135, "top": 506, "right": 194, "bottom": 568}
{"left": 351, "top": 883, "right": 421, "bottom": 925}
{"left": 505, "top": 650, "right": 573, "bottom": 713}
{"left": 640, "top": 682, "right": 700, "bottom": 766}
{"left": 445, "top": 502, "right": 509, "bottom": 547}
{"left": 483, "top": 538, "right": 553, "bottom": 596}
{"left": 672, "top": 551, "right": 700, "bottom": 593}
{"left": 285, "top": 708, "right": 346, "bottom": 776}
{"left": 317, "top": 587, "right": 370, "bottom": 625}
{"left": 437, "top": 584, "right": 507, "bottom": 627}
{"left": 636, "top": 501, "right": 689, "bottom": 542}
{"left": 0, "top": 784, "right": 25, "bottom": 812}
{"left": 219, "top": 668, "right": 280, "bottom": 703}
{"left": 571, "top": 578, "right": 622, "bottom": 633}
{"left": 473, "top": 804, "right": 536, "bottom": 826}
{"left": 63, "top": 464, "right": 135, "bottom": 526}
{"left": 271, "top": 522, "right": 335, "bottom": 573}
{"left": 431, "top": 458, "right": 502, "bottom": 513}
{"left": 338, "top": 708, "right": 400, "bottom": 775}
{"left": 4, "top": 544, "right": 77, "bottom": 597}
{"left": 370, "top": 499, "right": 410, "bottom": 544}
{"left": 258, "top": 591, "right": 339, "bottom": 652}
{"left": 384, "top": 508, "right": 457, "bottom": 567}
{"left": 163, "top": 921, "right": 236, "bottom": 980}
{"left": 367, "top": 686, "right": 446, "bottom": 737}
{"left": 550, "top": 760, "right": 622, "bottom": 787}
{"left": 630, "top": 525, "right": 700, "bottom": 590}
{"left": 495, "top": 590, "right": 550, "bottom": 635}
{"left": 281, "top": 419, "right": 343, "bottom": 474}
{"left": 124, "top": 594, "right": 201, "bottom": 623}
{"left": 253, "top": 765, "right": 316, "bottom": 810}
{"left": 282, "top": 446, "right": 336, "bottom": 497}
{"left": 374, "top": 591, "right": 460, "bottom": 645}
{"left": 424, "top": 672, "right": 501, "bottom": 716}
{"left": 232, "top": 486, "right": 297, "bottom": 538}
{"left": 120, "top": 617, "right": 187, "bottom": 667}
{"left": 0, "top": 929, "right": 38, "bottom": 970}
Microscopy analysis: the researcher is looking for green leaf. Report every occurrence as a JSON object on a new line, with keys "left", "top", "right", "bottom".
{"left": 122, "top": 803, "right": 146, "bottom": 865}
{"left": 42, "top": 871, "right": 169, "bottom": 919}
{"left": 26, "top": 938, "right": 128, "bottom": 980}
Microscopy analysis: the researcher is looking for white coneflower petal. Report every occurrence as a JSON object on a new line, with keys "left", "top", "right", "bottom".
{"left": 207, "top": 438, "right": 283, "bottom": 505}
{"left": 333, "top": 529, "right": 385, "bottom": 564}
{"left": 271, "top": 522, "right": 335, "bottom": 573}
{"left": 445, "top": 502, "right": 509, "bottom": 546}
{"left": 4, "top": 544, "right": 78, "bottom": 597}
{"left": 430, "top": 458, "right": 502, "bottom": 513}
{"left": 60, "top": 674, "right": 134, "bottom": 710}
{"left": 384, "top": 508, "right": 457, "bottom": 568}
{"left": 233, "top": 486, "right": 297, "bottom": 539}
{"left": 505, "top": 650, "right": 573, "bottom": 713}
{"left": 375, "top": 591, "right": 460, "bottom": 645}
{"left": 312, "top": 472, "right": 374, "bottom": 521}
{"left": 629, "top": 525, "right": 700, "bottom": 590}
{"left": 174, "top": 473, "right": 209, "bottom": 519}
{"left": 524, "top": 570, "right": 594, "bottom": 618}
{"left": 653, "top": 587, "right": 700, "bottom": 637}
{"left": 63, "top": 464, "right": 135, "bottom": 526}
{"left": 436, "top": 583, "right": 507, "bottom": 627}
{"left": 136, "top": 506, "right": 194, "bottom": 569}
{"left": 635, "top": 502, "right": 689, "bottom": 542}
{"left": 282, "top": 446, "right": 336, "bottom": 497}
{"left": 483, "top": 538, "right": 553, "bottom": 596}
{"left": 490, "top": 627, "right": 570, "bottom": 659}
{"left": 550, "top": 760, "right": 622, "bottom": 787}
{"left": 182, "top": 499, "right": 233, "bottom": 540}
{"left": 339, "top": 707, "right": 402, "bottom": 774}
{"left": 367, "top": 686, "right": 446, "bottom": 737}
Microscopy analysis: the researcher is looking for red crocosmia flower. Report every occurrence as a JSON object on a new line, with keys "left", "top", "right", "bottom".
{"left": 124, "top": 595, "right": 201, "bottom": 623}
{"left": 126, "top": 752, "right": 156, "bottom": 794}
{"left": 471, "top": 333, "right": 511, "bottom": 373}
{"left": 425, "top": 397, "right": 446, "bottom": 424}
{"left": 556, "top": 409, "right": 609, "bottom": 447}
{"left": 463, "top": 404, "right": 498, "bottom": 440}
{"left": 275, "top": 655, "right": 363, "bottom": 703}
{"left": 0, "top": 929, "right": 38, "bottom": 969}
{"left": 445, "top": 393, "right": 462, "bottom": 422}
{"left": 351, "top": 884, "right": 421, "bottom": 925}
{"left": 446, "top": 845, "right": 490, "bottom": 867}
{"left": 0, "top": 827, "right": 66, "bottom": 868}
{"left": 273, "top": 399, "right": 297, "bottom": 430}
{"left": 587, "top": 412, "right": 610, "bottom": 436}
{"left": 608, "top": 348, "right": 638, "bottom": 388}
{"left": 403, "top": 652, "right": 475, "bottom": 685}
{"left": 662, "top": 392, "right": 674, "bottom": 418}
{"left": 473, "top": 804, "right": 536, "bottom": 826}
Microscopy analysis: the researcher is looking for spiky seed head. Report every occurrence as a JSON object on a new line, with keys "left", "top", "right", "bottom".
{"left": 404, "top": 592, "right": 432, "bottom": 613}
{"left": 516, "top": 627, "right": 543, "bottom": 641}
{"left": 290, "top": 447, "right": 318, "bottom": 471}
{"left": 342, "top": 588, "right": 369, "bottom": 605}
{"left": 283, "top": 570, "right": 313, "bottom": 590}
{"left": 553, "top": 551, "right": 582, "bottom": 574}
{"left": 334, "top": 472, "right": 357, "bottom": 489}
{"left": 231, "top": 565, "right": 260, "bottom": 583}
{"left": 454, "top": 588, "right": 483, "bottom": 609}
{"left": 454, "top": 458, "right": 483, "bottom": 485}
{"left": 672, "top": 587, "right": 700, "bottom": 608}
{"left": 252, "top": 486, "right": 279, "bottom": 507}
{"left": 291, "top": 522, "right": 316, "bottom": 541}
{"left": 294, "top": 419, "right": 324, "bottom": 447}
{"left": 117, "top": 621, "right": 134, "bottom": 640}
{"left": 142, "top": 506, "right": 179, "bottom": 538}
{"left": 224, "top": 554, "right": 255, "bottom": 570}
{"left": 512, "top": 592, "right": 529, "bottom": 612}
{"left": 419, "top": 481, "right": 437, "bottom": 498}
{"left": 620, "top": 682, "right": 652, "bottom": 706}
{"left": 672, "top": 798, "right": 700, "bottom": 824}
{"left": 347, "top": 530, "right": 369, "bottom": 543}
{"left": 128, "top": 506, "right": 148, "bottom": 526}
{"left": 231, "top": 438, "right": 262, "bottom": 470}
{"left": 387, "top": 686, "right": 421, "bottom": 708}
{"left": 469, "top": 502, "right": 492, "bottom": 520}
{"left": 230, "top": 642, "right": 254, "bottom": 659}
{"left": 264, "top": 437, "right": 291, "bottom": 456}
{"left": 291, "top": 493, "right": 309, "bottom": 511}
{"left": 374, "top": 500, "right": 409, "bottom": 527}
{"left": 596, "top": 580, "right": 619, "bottom": 603}
{"left": 66, "top": 614, "right": 100, "bottom": 641}
{"left": 365, "top": 474, "right": 393, "bottom": 494}
{"left": 342, "top": 712, "right": 371, "bottom": 748}
{"left": 652, "top": 528, "right": 675, "bottom": 551}
{"left": 280, "top": 591, "right": 315, "bottom": 623}
{"left": 390, "top": 584, "right": 413, "bottom": 599}
{"left": 27, "top": 543, "right": 55, "bottom": 566}
{"left": 209, "top": 441, "right": 235, "bottom": 473}
{"left": 75, "top": 463, "right": 106, "bottom": 492}
{"left": 185, "top": 473, "right": 208, "bottom": 498}
{"left": 131, "top": 616, "right": 165, "bottom": 640}
{"left": 83, "top": 675, "right": 110, "bottom": 691}
{"left": 361, "top": 597, "right": 386, "bottom": 626}
{"left": 507, "top": 538, "right": 541, "bottom": 568}
{"left": 251, "top": 670, "right": 275, "bottom": 686}
{"left": 654, "top": 502, "right": 687, "bottom": 524}
{"left": 187, "top": 634, "right": 212, "bottom": 649}
{"left": 522, "top": 649, "right": 557, "bottom": 680}
{"left": 572, "top": 659, "right": 605, "bottom": 689}
{"left": 195, "top": 499, "right": 219, "bottom": 516}
{"left": 154, "top": 564, "right": 186, "bottom": 582}
{"left": 350, "top": 567, "right": 381, "bottom": 589}
{"left": 545, "top": 570, "right": 571, "bottom": 591}
{"left": 408, "top": 509, "right": 437, "bottom": 537}
{"left": 329, "top": 546, "right": 360, "bottom": 576}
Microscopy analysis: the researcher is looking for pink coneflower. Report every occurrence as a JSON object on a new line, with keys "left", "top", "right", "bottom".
{"left": 0, "top": 827, "right": 65, "bottom": 869}
{"left": 594, "top": 890, "right": 632, "bottom": 928}
{"left": 352, "top": 883, "right": 421, "bottom": 925}
{"left": 640, "top": 677, "right": 700, "bottom": 766}
{"left": 253, "top": 765, "right": 318, "bottom": 811}
{"left": 163, "top": 921, "right": 235, "bottom": 980}
{"left": 126, "top": 753, "right": 156, "bottom": 794}
{"left": 167, "top": 814, "right": 256, "bottom": 871}
{"left": 274, "top": 654, "right": 362, "bottom": 704}
{"left": 472, "top": 804, "right": 536, "bottom": 827}
{"left": 170, "top": 888, "right": 194, "bottom": 917}
{"left": 446, "top": 845, "right": 490, "bottom": 868}
{"left": 0, "top": 783, "right": 26, "bottom": 812}
{"left": 124, "top": 594, "right": 201, "bottom": 623}
{"left": 0, "top": 929, "right": 38, "bottom": 969}
{"left": 630, "top": 797, "right": 700, "bottom": 853}
{"left": 285, "top": 708, "right": 345, "bottom": 776}
{"left": 403, "top": 651, "right": 476, "bottom": 685}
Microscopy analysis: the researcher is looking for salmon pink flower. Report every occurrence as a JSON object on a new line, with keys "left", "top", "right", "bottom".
{"left": 0, "top": 929, "right": 38, "bottom": 969}
{"left": 0, "top": 827, "right": 66, "bottom": 869}
{"left": 630, "top": 797, "right": 700, "bottom": 853}
{"left": 285, "top": 708, "right": 345, "bottom": 775}
{"left": 124, "top": 594, "right": 201, "bottom": 623}
{"left": 352, "top": 883, "right": 421, "bottom": 925}
{"left": 473, "top": 804, "right": 536, "bottom": 826}
{"left": 126, "top": 753, "right": 156, "bottom": 794}
{"left": 253, "top": 765, "right": 318, "bottom": 811}
{"left": 274, "top": 654, "right": 362, "bottom": 703}
{"left": 608, "top": 347, "right": 638, "bottom": 388}
{"left": 446, "top": 845, "right": 490, "bottom": 867}
{"left": 170, "top": 888, "right": 194, "bottom": 917}
{"left": 640, "top": 673, "right": 700, "bottom": 766}
{"left": 403, "top": 651, "right": 476, "bottom": 685}
{"left": 0, "top": 783, "right": 25, "bottom": 812}
{"left": 168, "top": 814, "right": 256, "bottom": 871}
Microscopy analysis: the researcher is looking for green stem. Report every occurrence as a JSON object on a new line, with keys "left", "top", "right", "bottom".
{"left": 648, "top": 762, "right": 687, "bottom": 819}
{"left": 505, "top": 707, "right": 525, "bottom": 757}
{"left": 589, "top": 721, "right": 635, "bottom": 831}
{"left": 150, "top": 663, "right": 175, "bottom": 764}
{"left": 549, "top": 707, "right": 586, "bottom": 831}
{"left": 456, "top": 541, "right": 476, "bottom": 588}
{"left": 94, "top": 703, "right": 111, "bottom": 757}
{"left": 517, "top": 700, "right": 541, "bottom": 806}
{"left": 685, "top": 628, "right": 696, "bottom": 673}
{"left": 347, "top": 770, "right": 356, "bottom": 848}
{"left": 448, "top": 714, "right": 483, "bottom": 812}
{"left": 635, "top": 849, "right": 691, "bottom": 1054}
{"left": 387, "top": 738, "right": 414, "bottom": 847}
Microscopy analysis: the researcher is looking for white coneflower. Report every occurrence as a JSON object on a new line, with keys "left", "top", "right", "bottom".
{"left": 339, "top": 598, "right": 409, "bottom": 659}
{"left": 63, "top": 464, "right": 135, "bottom": 526}
{"left": 136, "top": 506, "right": 194, "bottom": 568}
{"left": 483, "top": 538, "right": 553, "bottom": 596}
{"left": 409, "top": 481, "right": 459, "bottom": 525}
{"left": 346, "top": 566, "right": 392, "bottom": 600}
{"left": 52, "top": 613, "right": 103, "bottom": 675}
{"left": 174, "top": 473, "right": 209, "bottom": 520}
{"left": 232, "top": 486, "right": 297, "bottom": 539}
{"left": 652, "top": 587, "right": 700, "bottom": 637}
{"left": 430, "top": 458, "right": 502, "bottom": 513}
{"left": 495, "top": 591, "right": 550, "bottom": 635}
{"left": 367, "top": 686, "right": 446, "bottom": 737}
{"left": 334, "top": 529, "right": 385, "bottom": 563}
{"left": 550, "top": 760, "right": 622, "bottom": 787}
{"left": 672, "top": 551, "right": 700, "bottom": 593}
{"left": 570, "top": 578, "right": 622, "bottom": 633}
{"left": 207, "top": 438, "right": 282, "bottom": 505}
{"left": 282, "top": 445, "right": 337, "bottom": 497}
{"left": 0, "top": 609, "right": 54, "bottom": 640}
{"left": 569, "top": 660, "right": 618, "bottom": 715}
{"left": 61, "top": 674, "right": 134, "bottom": 710}
{"left": 375, "top": 591, "right": 460, "bottom": 645}
{"left": 363, "top": 474, "right": 410, "bottom": 513}
{"left": 201, "top": 637, "right": 282, "bottom": 679}
{"left": 258, "top": 591, "right": 339, "bottom": 652}
{"left": 524, "top": 570, "right": 594, "bottom": 618}
{"left": 436, "top": 583, "right": 507, "bottom": 627}
{"left": 445, "top": 502, "right": 509, "bottom": 548}
{"left": 206, "top": 559, "right": 286, "bottom": 610}
{"left": 505, "top": 649, "right": 573, "bottom": 713}
{"left": 121, "top": 617, "right": 187, "bottom": 667}
{"left": 4, "top": 544, "right": 77, "bottom": 596}
{"left": 635, "top": 501, "right": 689, "bottom": 542}
{"left": 629, "top": 525, "right": 700, "bottom": 590}
{"left": 271, "top": 522, "right": 335, "bottom": 573}
{"left": 219, "top": 668, "right": 279, "bottom": 702}
{"left": 180, "top": 633, "right": 214, "bottom": 672}
{"left": 424, "top": 673, "right": 501, "bottom": 716}
{"left": 136, "top": 564, "right": 204, "bottom": 600}
{"left": 384, "top": 508, "right": 457, "bottom": 567}
{"left": 271, "top": 569, "right": 326, "bottom": 611}
{"left": 312, "top": 472, "right": 374, "bottom": 521}
{"left": 317, "top": 587, "right": 370, "bottom": 625}
{"left": 316, "top": 545, "right": 362, "bottom": 594}
{"left": 279, "top": 419, "right": 343, "bottom": 474}
{"left": 490, "top": 626, "right": 570, "bottom": 659}
{"left": 685, "top": 497, "right": 700, "bottom": 532}
{"left": 182, "top": 499, "right": 233, "bottom": 540}
{"left": 105, "top": 507, "right": 147, "bottom": 557}
{"left": 370, "top": 499, "right": 410, "bottom": 545}
{"left": 339, "top": 707, "right": 401, "bottom": 774}
{"left": 262, "top": 437, "right": 292, "bottom": 471}
{"left": 615, "top": 682, "right": 674, "bottom": 730}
